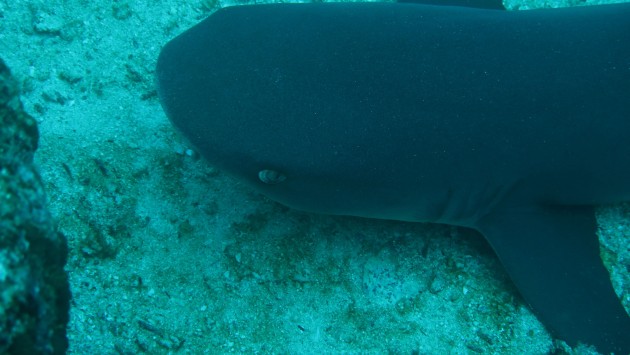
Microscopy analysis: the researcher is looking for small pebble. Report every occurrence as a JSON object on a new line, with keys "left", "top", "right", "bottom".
{"left": 33, "top": 11, "right": 64, "bottom": 34}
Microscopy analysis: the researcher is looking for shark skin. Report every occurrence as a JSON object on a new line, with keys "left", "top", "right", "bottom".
{"left": 156, "top": 3, "right": 630, "bottom": 353}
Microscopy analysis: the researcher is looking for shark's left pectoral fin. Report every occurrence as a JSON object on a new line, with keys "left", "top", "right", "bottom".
{"left": 477, "top": 204, "right": 630, "bottom": 354}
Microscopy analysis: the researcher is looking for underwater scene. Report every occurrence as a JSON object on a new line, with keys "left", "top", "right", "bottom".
{"left": 1, "top": 0, "right": 629, "bottom": 353}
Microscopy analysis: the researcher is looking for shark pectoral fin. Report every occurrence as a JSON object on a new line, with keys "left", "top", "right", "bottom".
{"left": 477, "top": 204, "right": 630, "bottom": 354}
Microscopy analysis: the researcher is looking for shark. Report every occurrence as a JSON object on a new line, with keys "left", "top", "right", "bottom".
{"left": 155, "top": 3, "right": 630, "bottom": 353}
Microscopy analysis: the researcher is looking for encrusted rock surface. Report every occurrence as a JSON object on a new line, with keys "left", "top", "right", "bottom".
{"left": 0, "top": 57, "right": 70, "bottom": 354}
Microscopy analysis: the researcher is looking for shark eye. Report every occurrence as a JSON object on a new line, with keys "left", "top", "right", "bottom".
{"left": 258, "top": 169, "right": 286, "bottom": 185}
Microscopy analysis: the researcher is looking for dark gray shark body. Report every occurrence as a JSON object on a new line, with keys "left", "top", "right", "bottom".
{"left": 156, "top": 3, "right": 630, "bottom": 353}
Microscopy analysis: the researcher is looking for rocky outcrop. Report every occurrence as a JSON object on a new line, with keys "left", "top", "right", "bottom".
{"left": 0, "top": 58, "right": 70, "bottom": 354}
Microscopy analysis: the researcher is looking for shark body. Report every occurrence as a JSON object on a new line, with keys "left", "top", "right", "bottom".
{"left": 156, "top": 3, "right": 630, "bottom": 353}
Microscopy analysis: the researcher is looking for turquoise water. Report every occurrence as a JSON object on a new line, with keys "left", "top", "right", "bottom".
{"left": 1, "top": 0, "right": 628, "bottom": 353}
